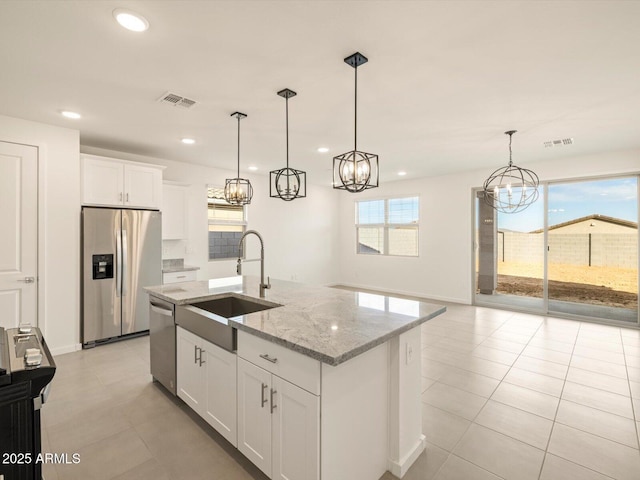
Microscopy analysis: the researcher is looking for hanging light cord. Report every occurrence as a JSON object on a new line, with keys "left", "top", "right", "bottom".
{"left": 236, "top": 115, "right": 241, "bottom": 178}
{"left": 354, "top": 65, "right": 358, "bottom": 152}
{"left": 285, "top": 96, "right": 289, "bottom": 169}
{"left": 508, "top": 131, "right": 513, "bottom": 167}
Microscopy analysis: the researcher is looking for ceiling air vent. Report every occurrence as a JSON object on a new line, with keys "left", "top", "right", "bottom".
{"left": 157, "top": 91, "right": 197, "bottom": 109}
{"left": 544, "top": 138, "right": 574, "bottom": 148}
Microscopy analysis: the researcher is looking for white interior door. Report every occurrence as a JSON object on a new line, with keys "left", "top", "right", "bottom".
{"left": 0, "top": 141, "right": 38, "bottom": 329}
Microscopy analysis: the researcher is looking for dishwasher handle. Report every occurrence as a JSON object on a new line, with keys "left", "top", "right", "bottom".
{"left": 150, "top": 303, "right": 174, "bottom": 317}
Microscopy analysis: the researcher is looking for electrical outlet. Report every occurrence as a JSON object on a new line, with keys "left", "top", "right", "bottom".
{"left": 406, "top": 342, "right": 414, "bottom": 365}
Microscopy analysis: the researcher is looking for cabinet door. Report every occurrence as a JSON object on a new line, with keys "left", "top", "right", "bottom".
{"left": 176, "top": 326, "right": 204, "bottom": 414}
{"left": 272, "top": 376, "right": 320, "bottom": 480}
{"left": 201, "top": 339, "right": 238, "bottom": 447}
{"left": 237, "top": 358, "right": 272, "bottom": 477}
{"left": 82, "top": 157, "right": 124, "bottom": 206}
{"left": 162, "top": 184, "right": 187, "bottom": 239}
{"left": 124, "top": 164, "right": 162, "bottom": 209}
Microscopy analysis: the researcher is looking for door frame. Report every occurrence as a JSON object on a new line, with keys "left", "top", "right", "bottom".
{"left": 472, "top": 172, "right": 640, "bottom": 328}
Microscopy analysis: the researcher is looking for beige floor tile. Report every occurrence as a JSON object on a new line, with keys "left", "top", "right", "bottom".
{"left": 576, "top": 338, "right": 624, "bottom": 353}
{"left": 479, "top": 337, "right": 525, "bottom": 354}
{"left": 455, "top": 356, "right": 510, "bottom": 380}
{"left": 422, "top": 382, "right": 487, "bottom": 421}
{"left": 421, "top": 359, "right": 452, "bottom": 381}
{"left": 433, "top": 454, "right": 501, "bottom": 480}
{"left": 630, "top": 380, "right": 640, "bottom": 398}
{"left": 566, "top": 366, "right": 630, "bottom": 396}
{"left": 490, "top": 330, "right": 533, "bottom": 345}
{"left": 521, "top": 345, "right": 571, "bottom": 365}
{"left": 573, "top": 346, "right": 626, "bottom": 365}
{"left": 503, "top": 367, "right": 564, "bottom": 397}
{"left": 111, "top": 459, "right": 171, "bottom": 480}
{"left": 513, "top": 355, "right": 568, "bottom": 379}
{"left": 556, "top": 400, "right": 639, "bottom": 448}
{"left": 422, "top": 346, "right": 470, "bottom": 367}
{"left": 471, "top": 345, "right": 518, "bottom": 366}
{"left": 540, "top": 453, "right": 613, "bottom": 480}
{"left": 628, "top": 366, "right": 640, "bottom": 383}
{"left": 570, "top": 355, "right": 628, "bottom": 379}
{"left": 432, "top": 337, "right": 478, "bottom": 353}
{"left": 548, "top": 423, "right": 640, "bottom": 480}
{"left": 54, "top": 428, "right": 153, "bottom": 480}
{"left": 379, "top": 443, "right": 449, "bottom": 480}
{"left": 475, "top": 400, "right": 553, "bottom": 449}
{"left": 625, "top": 353, "right": 640, "bottom": 369}
{"left": 491, "top": 382, "right": 559, "bottom": 420}
{"left": 528, "top": 337, "right": 574, "bottom": 354}
{"left": 436, "top": 367, "right": 500, "bottom": 398}
{"left": 422, "top": 404, "right": 471, "bottom": 452}
{"left": 453, "top": 424, "right": 544, "bottom": 480}
{"left": 562, "top": 381, "right": 634, "bottom": 419}
{"left": 422, "top": 376, "right": 436, "bottom": 393}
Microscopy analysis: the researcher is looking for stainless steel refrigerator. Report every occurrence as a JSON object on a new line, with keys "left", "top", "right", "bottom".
{"left": 82, "top": 207, "right": 162, "bottom": 347}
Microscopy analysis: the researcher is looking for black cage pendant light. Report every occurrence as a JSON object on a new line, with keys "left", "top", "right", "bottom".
{"left": 333, "top": 52, "right": 379, "bottom": 193}
{"left": 224, "top": 112, "right": 253, "bottom": 205}
{"left": 482, "top": 130, "right": 539, "bottom": 214}
{"left": 270, "top": 88, "right": 307, "bottom": 201}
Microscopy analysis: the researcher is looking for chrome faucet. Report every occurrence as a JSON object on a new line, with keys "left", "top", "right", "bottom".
{"left": 237, "top": 230, "right": 271, "bottom": 298}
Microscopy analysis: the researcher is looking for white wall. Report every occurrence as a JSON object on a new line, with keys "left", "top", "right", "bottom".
{"left": 0, "top": 114, "right": 80, "bottom": 355}
{"left": 81, "top": 146, "right": 340, "bottom": 286}
{"left": 338, "top": 149, "right": 640, "bottom": 304}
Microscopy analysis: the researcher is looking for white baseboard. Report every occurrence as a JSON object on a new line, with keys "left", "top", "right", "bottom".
{"left": 388, "top": 434, "right": 426, "bottom": 478}
{"left": 51, "top": 343, "right": 82, "bottom": 356}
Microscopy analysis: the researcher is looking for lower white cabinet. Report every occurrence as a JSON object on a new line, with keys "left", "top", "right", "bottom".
{"left": 237, "top": 357, "right": 319, "bottom": 480}
{"left": 163, "top": 270, "right": 197, "bottom": 284}
{"left": 176, "top": 326, "right": 237, "bottom": 447}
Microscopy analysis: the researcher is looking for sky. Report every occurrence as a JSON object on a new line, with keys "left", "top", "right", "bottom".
{"left": 496, "top": 177, "right": 638, "bottom": 232}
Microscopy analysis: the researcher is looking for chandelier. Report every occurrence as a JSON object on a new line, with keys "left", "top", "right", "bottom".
{"left": 224, "top": 112, "right": 253, "bottom": 205}
{"left": 482, "top": 130, "right": 539, "bottom": 213}
{"left": 333, "top": 52, "right": 379, "bottom": 193}
{"left": 270, "top": 88, "right": 306, "bottom": 201}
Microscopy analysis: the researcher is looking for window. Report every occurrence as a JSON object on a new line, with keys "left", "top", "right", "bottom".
{"left": 356, "top": 196, "right": 419, "bottom": 256}
{"left": 208, "top": 187, "right": 247, "bottom": 260}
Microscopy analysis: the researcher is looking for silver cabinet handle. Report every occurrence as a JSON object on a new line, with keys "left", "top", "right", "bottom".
{"left": 119, "top": 192, "right": 123, "bottom": 202}
{"left": 259, "top": 354, "right": 278, "bottom": 364}
{"left": 126, "top": 192, "right": 129, "bottom": 202}
{"left": 17, "top": 277, "right": 35, "bottom": 284}
{"left": 261, "top": 383, "right": 268, "bottom": 408}
{"left": 194, "top": 345, "right": 198, "bottom": 364}
{"left": 270, "top": 388, "right": 277, "bottom": 414}
{"left": 177, "top": 275, "right": 186, "bottom": 279}
{"left": 199, "top": 349, "right": 205, "bottom": 366}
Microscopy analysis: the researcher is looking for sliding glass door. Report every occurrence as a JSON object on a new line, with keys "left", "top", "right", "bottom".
{"left": 474, "top": 175, "right": 639, "bottom": 325}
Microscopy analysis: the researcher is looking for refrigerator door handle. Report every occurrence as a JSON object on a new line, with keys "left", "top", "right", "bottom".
{"left": 116, "top": 229, "right": 122, "bottom": 297}
{"left": 122, "top": 229, "right": 128, "bottom": 296}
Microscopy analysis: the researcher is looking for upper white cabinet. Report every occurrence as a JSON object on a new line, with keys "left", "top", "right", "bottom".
{"left": 162, "top": 183, "right": 188, "bottom": 240}
{"left": 81, "top": 154, "right": 163, "bottom": 209}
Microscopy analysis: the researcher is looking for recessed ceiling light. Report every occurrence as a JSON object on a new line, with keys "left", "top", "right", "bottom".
{"left": 61, "top": 111, "right": 81, "bottom": 119}
{"left": 113, "top": 9, "right": 149, "bottom": 32}
{"left": 317, "top": 147, "right": 329, "bottom": 153}
{"left": 181, "top": 138, "right": 195, "bottom": 145}
{"left": 248, "top": 166, "right": 258, "bottom": 171}
{"left": 398, "top": 171, "right": 407, "bottom": 176}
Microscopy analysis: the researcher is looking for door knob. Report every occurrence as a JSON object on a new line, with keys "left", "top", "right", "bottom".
{"left": 18, "top": 277, "right": 35, "bottom": 284}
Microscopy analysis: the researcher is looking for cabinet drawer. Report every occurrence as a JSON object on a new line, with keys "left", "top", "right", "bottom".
{"left": 237, "top": 330, "right": 320, "bottom": 395}
{"left": 163, "top": 270, "right": 197, "bottom": 284}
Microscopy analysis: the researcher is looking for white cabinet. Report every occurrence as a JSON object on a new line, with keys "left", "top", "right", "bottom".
{"left": 163, "top": 270, "right": 197, "bottom": 284}
{"left": 162, "top": 183, "right": 188, "bottom": 239}
{"left": 237, "top": 358, "right": 319, "bottom": 480}
{"left": 81, "top": 154, "right": 163, "bottom": 209}
{"left": 176, "top": 326, "right": 237, "bottom": 446}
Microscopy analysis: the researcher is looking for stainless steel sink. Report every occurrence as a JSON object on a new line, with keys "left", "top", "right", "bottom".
{"left": 175, "top": 295, "right": 281, "bottom": 352}
{"left": 192, "top": 296, "right": 281, "bottom": 318}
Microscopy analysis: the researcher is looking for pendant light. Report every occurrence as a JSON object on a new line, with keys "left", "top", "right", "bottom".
{"left": 482, "top": 130, "right": 539, "bottom": 213}
{"left": 333, "top": 52, "right": 379, "bottom": 193}
{"left": 224, "top": 112, "right": 253, "bottom": 205}
{"left": 270, "top": 88, "right": 306, "bottom": 201}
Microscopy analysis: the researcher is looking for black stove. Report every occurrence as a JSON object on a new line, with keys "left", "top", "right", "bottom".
{"left": 0, "top": 326, "right": 56, "bottom": 480}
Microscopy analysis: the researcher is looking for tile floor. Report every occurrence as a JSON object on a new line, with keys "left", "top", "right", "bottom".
{"left": 41, "top": 301, "right": 640, "bottom": 480}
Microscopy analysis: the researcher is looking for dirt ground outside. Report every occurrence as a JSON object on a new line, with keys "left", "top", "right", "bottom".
{"left": 492, "top": 262, "right": 638, "bottom": 309}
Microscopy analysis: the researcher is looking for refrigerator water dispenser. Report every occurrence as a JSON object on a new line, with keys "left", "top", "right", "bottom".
{"left": 92, "top": 254, "right": 113, "bottom": 279}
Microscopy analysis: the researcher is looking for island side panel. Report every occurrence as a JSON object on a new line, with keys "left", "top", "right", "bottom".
{"left": 387, "top": 325, "right": 425, "bottom": 477}
{"left": 320, "top": 342, "right": 389, "bottom": 480}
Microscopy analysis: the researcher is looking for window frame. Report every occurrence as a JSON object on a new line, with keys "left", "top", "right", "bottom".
{"left": 355, "top": 195, "right": 420, "bottom": 257}
{"left": 207, "top": 186, "right": 247, "bottom": 261}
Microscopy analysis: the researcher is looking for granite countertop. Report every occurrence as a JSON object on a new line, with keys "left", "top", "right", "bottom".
{"left": 144, "top": 276, "right": 446, "bottom": 366}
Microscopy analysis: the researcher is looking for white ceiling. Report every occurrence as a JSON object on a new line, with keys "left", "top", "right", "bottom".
{"left": 1, "top": 0, "right": 639, "bottom": 185}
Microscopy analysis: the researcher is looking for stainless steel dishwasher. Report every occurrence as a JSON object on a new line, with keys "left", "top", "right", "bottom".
{"left": 149, "top": 296, "right": 177, "bottom": 395}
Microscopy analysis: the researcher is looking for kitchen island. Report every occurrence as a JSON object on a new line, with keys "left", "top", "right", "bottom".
{"left": 145, "top": 276, "right": 446, "bottom": 480}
